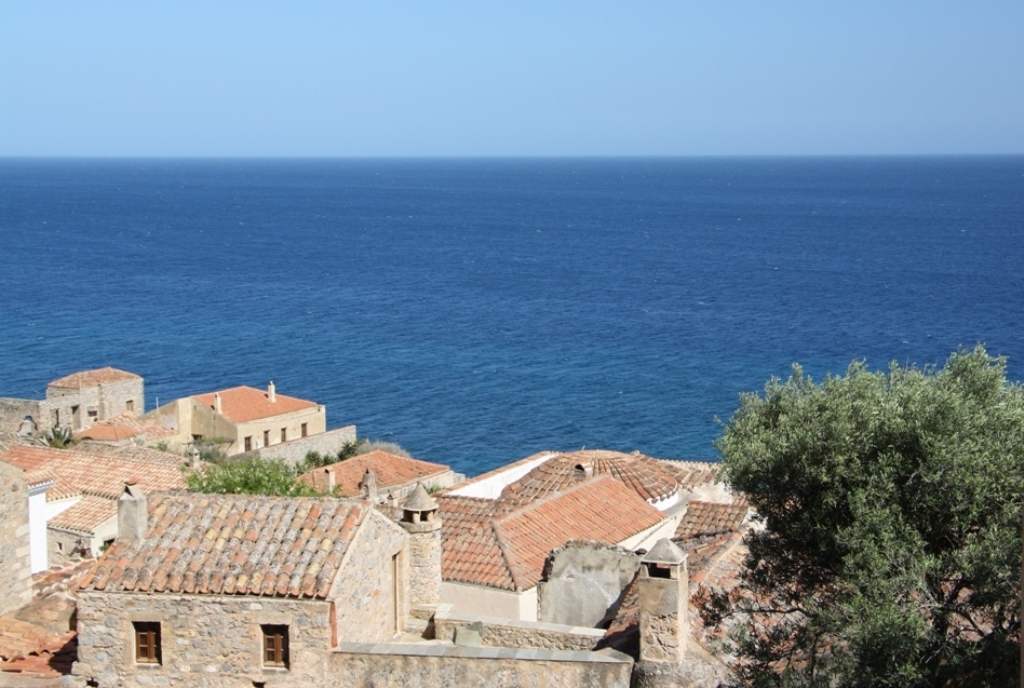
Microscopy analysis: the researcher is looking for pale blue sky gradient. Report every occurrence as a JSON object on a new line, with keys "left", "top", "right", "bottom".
{"left": 2, "top": 1, "right": 1021, "bottom": 156}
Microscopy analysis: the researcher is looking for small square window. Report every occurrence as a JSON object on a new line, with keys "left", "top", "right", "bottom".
{"left": 261, "top": 625, "right": 289, "bottom": 668}
{"left": 126, "top": 400, "right": 135, "bottom": 412}
{"left": 133, "top": 621, "right": 161, "bottom": 664}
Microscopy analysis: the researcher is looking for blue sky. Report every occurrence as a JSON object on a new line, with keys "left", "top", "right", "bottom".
{"left": 2, "top": 1, "right": 1021, "bottom": 156}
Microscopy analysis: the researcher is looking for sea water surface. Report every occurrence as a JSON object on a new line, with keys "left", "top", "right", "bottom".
{"left": 1, "top": 157, "right": 1022, "bottom": 475}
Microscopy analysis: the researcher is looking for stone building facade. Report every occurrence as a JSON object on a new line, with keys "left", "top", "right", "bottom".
{"left": 0, "top": 460, "right": 33, "bottom": 616}
{"left": 0, "top": 367, "right": 144, "bottom": 434}
{"left": 74, "top": 491, "right": 410, "bottom": 687}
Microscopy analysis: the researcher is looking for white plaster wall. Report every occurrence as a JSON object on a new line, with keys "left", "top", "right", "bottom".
{"left": 621, "top": 516, "right": 677, "bottom": 553}
{"left": 446, "top": 454, "right": 554, "bottom": 500}
{"left": 442, "top": 581, "right": 538, "bottom": 621}
{"left": 44, "top": 495, "right": 79, "bottom": 521}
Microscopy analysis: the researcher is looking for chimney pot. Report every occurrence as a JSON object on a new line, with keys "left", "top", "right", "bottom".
{"left": 268, "top": 381, "right": 276, "bottom": 403}
{"left": 214, "top": 393, "right": 223, "bottom": 414}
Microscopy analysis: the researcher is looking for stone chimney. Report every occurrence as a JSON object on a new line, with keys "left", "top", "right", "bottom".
{"left": 400, "top": 484, "right": 442, "bottom": 607}
{"left": 323, "top": 467, "right": 336, "bottom": 492}
{"left": 359, "top": 469, "right": 378, "bottom": 501}
{"left": 213, "top": 393, "right": 222, "bottom": 415}
{"left": 638, "top": 538, "right": 688, "bottom": 663}
{"left": 117, "top": 481, "right": 148, "bottom": 542}
{"left": 268, "top": 381, "right": 276, "bottom": 403}
{"left": 187, "top": 446, "right": 201, "bottom": 469}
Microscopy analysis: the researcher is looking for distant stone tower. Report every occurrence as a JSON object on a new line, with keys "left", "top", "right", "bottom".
{"left": 639, "top": 538, "right": 688, "bottom": 663}
{"left": 400, "top": 483, "right": 443, "bottom": 607}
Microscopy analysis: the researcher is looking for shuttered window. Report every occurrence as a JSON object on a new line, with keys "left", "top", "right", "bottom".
{"left": 133, "top": 621, "right": 161, "bottom": 664}
{"left": 262, "top": 625, "right": 289, "bottom": 668}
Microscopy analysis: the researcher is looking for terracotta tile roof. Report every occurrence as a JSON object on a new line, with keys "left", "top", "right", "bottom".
{"left": 192, "top": 385, "right": 319, "bottom": 423}
{"left": 661, "top": 459, "right": 722, "bottom": 491}
{"left": 0, "top": 616, "right": 77, "bottom": 679}
{"left": 48, "top": 496, "right": 118, "bottom": 534}
{"left": 436, "top": 495, "right": 514, "bottom": 542}
{"left": 299, "top": 450, "right": 451, "bottom": 497}
{"left": 499, "top": 449, "right": 681, "bottom": 504}
{"left": 675, "top": 500, "right": 750, "bottom": 541}
{"left": 0, "top": 445, "right": 185, "bottom": 504}
{"left": 47, "top": 367, "right": 140, "bottom": 389}
{"left": 77, "top": 494, "right": 368, "bottom": 598}
{"left": 74, "top": 412, "right": 176, "bottom": 442}
{"left": 443, "top": 476, "right": 665, "bottom": 591}
{"left": 74, "top": 443, "right": 185, "bottom": 465}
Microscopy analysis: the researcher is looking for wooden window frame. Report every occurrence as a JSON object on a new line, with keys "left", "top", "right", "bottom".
{"left": 264, "top": 429, "right": 270, "bottom": 446}
{"left": 244, "top": 436, "right": 253, "bottom": 452}
{"left": 300, "top": 423, "right": 308, "bottom": 438}
{"left": 261, "top": 624, "right": 289, "bottom": 668}
{"left": 280, "top": 427, "right": 287, "bottom": 443}
{"left": 133, "top": 621, "right": 161, "bottom": 664}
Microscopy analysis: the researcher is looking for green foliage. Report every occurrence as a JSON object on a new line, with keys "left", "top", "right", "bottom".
{"left": 300, "top": 440, "right": 367, "bottom": 471}
{"left": 709, "top": 346, "right": 1023, "bottom": 688}
{"left": 191, "top": 437, "right": 231, "bottom": 463}
{"left": 35, "top": 425, "right": 77, "bottom": 449}
{"left": 184, "top": 456, "right": 328, "bottom": 497}
{"left": 355, "top": 439, "right": 411, "bottom": 458}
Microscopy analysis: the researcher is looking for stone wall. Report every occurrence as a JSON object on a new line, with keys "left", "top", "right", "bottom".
{"left": 248, "top": 425, "right": 357, "bottom": 466}
{"left": 329, "top": 643, "right": 633, "bottom": 688}
{"left": 48, "top": 527, "right": 92, "bottom": 567}
{"left": 328, "top": 509, "right": 409, "bottom": 643}
{"left": 0, "top": 461, "right": 32, "bottom": 615}
{"left": 538, "top": 540, "right": 641, "bottom": 628}
{"left": 433, "top": 608, "right": 607, "bottom": 652}
{"left": 46, "top": 377, "right": 144, "bottom": 431}
{"left": 0, "top": 397, "right": 43, "bottom": 434}
{"left": 405, "top": 520, "right": 442, "bottom": 607}
{"left": 74, "top": 591, "right": 334, "bottom": 688}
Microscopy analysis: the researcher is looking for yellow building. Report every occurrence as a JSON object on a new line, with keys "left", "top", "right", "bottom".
{"left": 148, "top": 382, "right": 326, "bottom": 455}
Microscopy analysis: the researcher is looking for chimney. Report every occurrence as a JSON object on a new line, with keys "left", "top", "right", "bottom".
{"left": 268, "top": 381, "right": 276, "bottom": 403}
{"left": 118, "top": 481, "right": 148, "bottom": 542}
{"left": 400, "top": 484, "right": 443, "bottom": 607}
{"left": 638, "top": 538, "right": 688, "bottom": 663}
{"left": 359, "top": 469, "right": 378, "bottom": 501}
{"left": 324, "top": 467, "right": 336, "bottom": 491}
{"left": 214, "top": 393, "right": 222, "bottom": 415}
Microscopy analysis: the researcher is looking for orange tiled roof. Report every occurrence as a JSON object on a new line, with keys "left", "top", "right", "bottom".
{"left": 299, "top": 450, "right": 451, "bottom": 496}
{"left": 436, "top": 494, "right": 516, "bottom": 542}
{"left": 49, "top": 495, "right": 118, "bottom": 534}
{"left": 675, "top": 500, "right": 750, "bottom": 541}
{"left": 661, "top": 459, "right": 722, "bottom": 491}
{"left": 78, "top": 494, "right": 368, "bottom": 598}
{"left": 48, "top": 367, "right": 140, "bottom": 389}
{"left": 0, "top": 615, "right": 77, "bottom": 679}
{"left": 500, "top": 449, "right": 681, "bottom": 504}
{"left": 192, "top": 385, "right": 318, "bottom": 423}
{"left": 75, "top": 412, "right": 176, "bottom": 442}
{"left": 0, "top": 445, "right": 184, "bottom": 504}
{"left": 443, "top": 476, "right": 665, "bottom": 592}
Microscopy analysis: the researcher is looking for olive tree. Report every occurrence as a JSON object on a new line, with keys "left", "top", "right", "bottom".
{"left": 707, "top": 346, "right": 1023, "bottom": 687}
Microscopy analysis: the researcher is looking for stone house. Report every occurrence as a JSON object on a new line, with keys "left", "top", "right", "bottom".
{"left": 73, "top": 490, "right": 412, "bottom": 688}
{"left": 0, "top": 460, "right": 34, "bottom": 615}
{"left": 298, "top": 449, "right": 463, "bottom": 503}
{"left": 0, "top": 445, "right": 185, "bottom": 567}
{"left": 440, "top": 475, "right": 676, "bottom": 621}
{"left": 146, "top": 382, "right": 326, "bottom": 455}
{"left": 0, "top": 367, "right": 144, "bottom": 435}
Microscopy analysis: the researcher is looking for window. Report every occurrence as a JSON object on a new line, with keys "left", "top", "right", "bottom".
{"left": 244, "top": 436, "right": 253, "bottom": 452}
{"left": 87, "top": 408, "right": 98, "bottom": 420}
{"left": 261, "top": 625, "right": 288, "bottom": 668}
{"left": 263, "top": 430, "right": 270, "bottom": 447}
{"left": 280, "top": 428, "right": 287, "bottom": 443}
{"left": 300, "top": 423, "right": 308, "bottom": 438}
{"left": 133, "top": 621, "right": 161, "bottom": 664}
{"left": 126, "top": 400, "right": 135, "bottom": 412}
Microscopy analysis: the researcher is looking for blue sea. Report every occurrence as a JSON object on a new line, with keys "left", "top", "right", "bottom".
{"left": 1, "top": 157, "right": 1022, "bottom": 475}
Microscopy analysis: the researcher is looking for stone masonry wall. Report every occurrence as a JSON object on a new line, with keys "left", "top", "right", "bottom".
{"left": 0, "top": 397, "right": 44, "bottom": 434}
{"left": 48, "top": 527, "right": 92, "bottom": 567}
{"left": 0, "top": 461, "right": 32, "bottom": 616}
{"left": 328, "top": 646, "right": 633, "bottom": 688}
{"left": 248, "top": 425, "right": 357, "bottom": 466}
{"left": 406, "top": 523, "right": 442, "bottom": 607}
{"left": 328, "top": 509, "right": 409, "bottom": 643}
{"left": 433, "top": 610, "right": 607, "bottom": 652}
{"left": 74, "top": 591, "right": 334, "bottom": 688}
{"left": 46, "top": 377, "right": 144, "bottom": 430}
